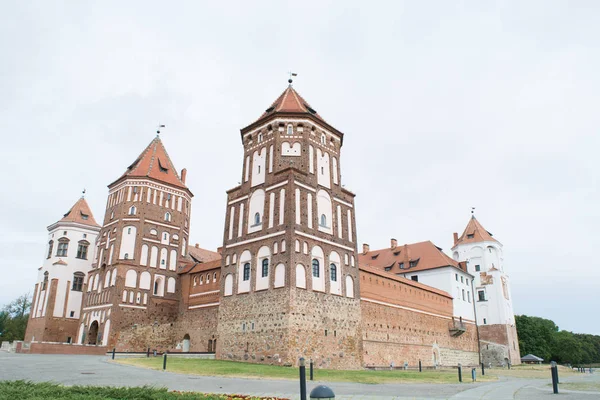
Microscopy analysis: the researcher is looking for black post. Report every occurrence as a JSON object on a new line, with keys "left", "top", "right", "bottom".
{"left": 309, "top": 359, "right": 314, "bottom": 381}
{"left": 419, "top": 360, "right": 422, "bottom": 372}
{"left": 163, "top": 353, "right": 168, "bottom": 371}
{"left": 112, "top": 348, "right": 116, "bottom": 360}
{"left": 299, "top": 357, "right": 307, "bottom": 400}
{"left": 481, "top": 362, "right": 485, "bottom": 376}
{"left": 147, "top": 347, "right": 150, "bottom": 358}
{"left": 458, "top": 364, "right": 462, "bottom": 383}
{"left": 551, "top": 361, "right": 558, "bottom": 394}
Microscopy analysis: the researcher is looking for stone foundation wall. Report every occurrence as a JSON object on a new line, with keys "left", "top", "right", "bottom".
{"left": 18, "top": 342, "right": 108, "bottom": 355}
{"left": 479, "top": 323, "right": 521, "bottom": 366}
{"left": 173, "top": 305, "right": 219, "bottom": 352}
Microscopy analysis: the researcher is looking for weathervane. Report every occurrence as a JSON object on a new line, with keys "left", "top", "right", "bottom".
{"left": 288, "top": 71, "right": 297, "bottom": 85}
{"left": 82, "top": 188, "right": 86, "bottom": 199}
{"left": 471, "top": 207, "right": 476, "bottom": 218}
{"left": 156, "top": 124, "right": 165, "bottom": 137}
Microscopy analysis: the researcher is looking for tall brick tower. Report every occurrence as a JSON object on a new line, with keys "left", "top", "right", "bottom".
{"left": 77, "top": 134, "right": 193, "bottom": 350}
{"left": 216, "top": 81, "right": 362, "bottom": 369}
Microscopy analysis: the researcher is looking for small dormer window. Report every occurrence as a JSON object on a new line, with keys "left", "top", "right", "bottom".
{"left": 80, "top": 212, "right": 89, "bottom": 220}
{"left": 158, "top": 158, "right": 168, "bottom": 172}
{"left": 467, "top": 234, "right": 474, "bottom": 239}
{"left": 287, "top": 124, "right": 293, "bottom": 135}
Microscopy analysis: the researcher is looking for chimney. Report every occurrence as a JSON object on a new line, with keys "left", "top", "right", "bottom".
{"left": 390, "top": 238, "right": 397, "bottom": 249}
{"left": 217, "top": 246, "right": 223, "bottom": 254}
{"left": 362, "top": 243, "right": 370, "bottom": 254}
{"left": 181, "top": 168, "right": 187, "bottom": 184}
{"left": 195, "top": 243, "right": 199, "bottom": 248}
{"left": 453, "top": 232, "right": 459, "bottom": 246}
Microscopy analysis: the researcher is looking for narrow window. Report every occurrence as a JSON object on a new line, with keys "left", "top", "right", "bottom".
{"left": 320, "top": 214, "right": 327, "bottom": 227}
{"left": 258, "top": 165, "right": 261, "bottom": 174}
{"left": 312, "top": 259, "right": 320, "bottom": 278}
{"left": 124, "top": 253, "right": 129, "bottom": 260}
{"left": 475, "top": 264, "right": 481, "bottom": 272}
{"left": 287, "top": 124, "right": 293, "bottom": 135}
{"left": 262, "top": 259, "right": 269, "bottom": 278}
{"left": 478, "top": 290, "right": 486, "bottom": 301}
{"left": 42, "top": 271, "right": 49, "bottom": 290}
{"left": 462, "top": 289, "right": 465, "bottom": 301}
{"left": 129, "top": 206, "right": 136, "bottom": 215}
{"left": 243, "top": 263, "right": 251, "bottom": 281}
{"left": 455, "top": 274, "right": 458, "bottom": 281}
{"left": 254, "top": 212, "right": 261, "bottom": 225}
{"left": 468, "top": 291, "right": 471, "bottom": 303}
{"left": 127, "top": 228, "right": 131, "bottom": 234}
{"left": 321, "top": 134, "right": 326, "bottom": 144}
{"left": 213, "top": 272, "right": 217, "bottom": 282}
{"left": 411, "top": 275, "right": 418, "bottom": 282}
{"left": 47, "top": 241, "right": 54, "bottom": 259}
{"left": 483, "top": 318, "right": 487, "bottom": 324}
{"left": 258, "top": 133, "right": 263, "bottom": 142}
{"left": 165, "top": 212, "right": 171, "bottom": 222}
{"left": 69, "top": 312, "right": 75, "bottom": 318}
{"left": 154, "top": 280, "right": 159, "bottom": 295}
{"left": 461, "top": 276, "right": 464, "bottom": 283}
{"left": 330, "top": 264, "right": 337, "bottom": 282}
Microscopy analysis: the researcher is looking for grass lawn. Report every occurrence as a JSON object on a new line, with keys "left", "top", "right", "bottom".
{"left": 0, "top": 381, "right": 286, "bottom": 400}
{"left": 115, "top": 358, "right": 496, "bottom": 384}
{"left": 559, "top": 382, "right": 600, "bottom": 392}
{"left": 486, "top": 364, "right": 577, "bottom": 379}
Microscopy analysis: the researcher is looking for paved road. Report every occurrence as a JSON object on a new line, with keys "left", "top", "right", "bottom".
{"left": 0, "top": 352, "right": 598, "bottom": 399}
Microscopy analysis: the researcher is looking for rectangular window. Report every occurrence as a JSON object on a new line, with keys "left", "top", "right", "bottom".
{"left": 69, "top": 311, "right": 75, "bottom": 318}
{"left": 475, "top": 264, "right": 481, "bottom": 272}
{"left": 460, "top": 276, "right": 464, "bottom": 283}
{"left": 468, "top": 291, "right": 471, "bottom": 303}
{"left": 411, "top": 276, "right": 418, "bottom": 282}
{"left": 483, "top": 318, "right": 487, "bottom": 324}
{"left": 466, "top": 279, "right": 469, "bottom": 285}
{"left": 57, "top": 242, "right": 68, "bottom": 257}
{"left": 478, "top": 290, "right": 486, "bottom": 302}
{"left": 455, "top": 273, "right": 458, "bottom": 281}
{"left": 462, "top": 289, "right": 465, "bottom": 301}
{"left": 76, "top": 244, "right": 88, "bottom": 259}
{"left": 72, "top": 276, "right": 84, "bottom": 292}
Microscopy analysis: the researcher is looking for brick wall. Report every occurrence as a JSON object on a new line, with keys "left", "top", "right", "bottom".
{"left": 19, "top": 342, "right": 108, "bottom": 355}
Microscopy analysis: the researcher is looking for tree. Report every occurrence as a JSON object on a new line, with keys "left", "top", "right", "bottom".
{"left": 0, "top": 293, "right": 32, "bottom": 342}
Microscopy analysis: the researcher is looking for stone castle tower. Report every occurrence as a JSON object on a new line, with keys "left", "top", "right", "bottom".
{"left": 77, "top": 135, "right": 193, "bottom": 349}
{"left": 216, "top": 83, "right": 363, "bottom": 368}
{"left": 25, "top": 197, "right": 101, "bottom": 343}
{"left": 452, "top": 215, "right": 521, "bottom": 366}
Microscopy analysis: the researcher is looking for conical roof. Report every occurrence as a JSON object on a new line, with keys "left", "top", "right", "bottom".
{"left": 59, "top": 197, "right": 100, "bottom": 228}
{"left": 454, "top": 216, "right": 499, "bottom": 247}
{"left": 113, "top": 136, "right": 187, "bottom": 190}
{"left": 256, "top": 85, "right": 326, "bottom": 123}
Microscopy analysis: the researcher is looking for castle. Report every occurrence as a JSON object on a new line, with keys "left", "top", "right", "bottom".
{"left": 24, "top": 82, "right": 520, "bottom": 368}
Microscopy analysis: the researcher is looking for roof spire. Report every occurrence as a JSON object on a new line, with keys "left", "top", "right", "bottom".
{"left": 288, "top": 71, "right": 297, "bottom": 86}
{"left": 81, "top": 188, "right": 86, "bottom": 199}
{"left": 156, "top": 124, "right": 165, "bottom": 137}
{"left": 471, "top": 207, "right": 476, "bottom": 219}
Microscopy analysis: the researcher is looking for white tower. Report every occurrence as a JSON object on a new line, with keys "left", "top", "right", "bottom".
{"left": 25, "top": 196, "right": 101, "bottom": 344}
{"left": 451, "top": 215, "right": 521, "bottom": 366}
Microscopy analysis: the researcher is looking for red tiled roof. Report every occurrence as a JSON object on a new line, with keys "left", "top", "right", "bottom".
{"left": 187, "top": 259, "right": 221, "bottom": 274}
{"left": 359, "top": 264, "right": 453, "bottom": 299}
{"left": 187, "top": 245, "right": 221, "bottom": 264}
{"left": 453, "top": 216, "right": 499, "bottom": 247}
{"left": 59, "top": 197, "right": 100, "bottom": 228}
{"left": 255, "top": 86, "right": 326, "bottom": 124}
{"left": 359, "top": 241, "right": 465, "bottom": 275}
{"left": 113, "top": 136, "right": 187, "bottom": 190}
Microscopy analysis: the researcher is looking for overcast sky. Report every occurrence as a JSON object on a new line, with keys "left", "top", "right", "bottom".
{"left": 1, "top": 1, "right": 598, "bottom": 334}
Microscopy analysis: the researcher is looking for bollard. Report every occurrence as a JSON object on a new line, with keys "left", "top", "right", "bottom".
{"left": 112, "top": 348, "right": 116, "bottom": 360}
{"left": 419, "top": 360, "right": 422, "bottom": 373}
{"left": 550, "top": 361, "right": 558, "bottom": 394}
{"left": 147, "top": 347, "right": 150, "bottom": 358}
{"left": 299, "top": 357, "right": 307, "bottom": 400}
{"left": 163, "top": 353, "right": 167, "bottom": 371}
{"left": 481, "top": 362, "right": 485, "bottom": 376}
{"left": 458, "top": 364, "right": 462, "bottom": 383}
{"left": 309, "top": 385, "right": 335, "bottom": 400}
{"left": 472, "top": 368, "right": 476, "bottom": 382}
{"left": 310, "top": 359, "right": 314, "bottom": 381}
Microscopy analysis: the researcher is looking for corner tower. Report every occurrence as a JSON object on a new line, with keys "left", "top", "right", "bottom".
{"left": 78, "top": 135, "right": 192, "bottom": 350}
{"left": 452, "top": 215, "right": 521, "bottom": 366}
{"left": 216, "top": 83, "right": 363, "bottom": 369}
{"left": 25, "top": 196, "right": 101, "bottom": 343}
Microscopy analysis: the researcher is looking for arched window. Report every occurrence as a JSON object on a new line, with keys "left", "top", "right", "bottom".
{"left": 193, "top": 276, "right": 198, "bottom": 286}
{"left": 254, "top": 212, "right": 261, "bottom": 225}
{"left": 330, "top": 263, "right": 337, "bottom": 282}
{"left": 57, "top": 238, "right": 69, "bottom": 257}
{"left": 320, "top": 214, "right": 327, "bottom": 227}
{"left": 287, "top": 124, "right": 293, "bottom": 135}
{"left": 312, "top": 259, "right": 320, "bottom": 278}
{"left": 129, "top": 206, "right": 136, "bottom": 215}
{"left": 321, "top": 133, "right": 326, "bottom": 144}
{"left": 154, "top": 280, "right": 159, "bottom": 295}
{"left": 258, "top": 133, "right": 263, "bottom": 142}
{"left": 47, "top": 241, "right": 54, "bottom": 259}
{"left": 164, "top": 212, "right": 171, "bottom": 222}
{"left": 262, "top": 258, "right": 269, "bottom": 278}
{"left": 243, "top": 263, "right": 251, "bottom": 281}
{"left": 200, "top": 275, "right": 204, "bottom": 285}
{"left": 42, "top": 271, "right": 49, "bottom": 290}
{"left": 124, "top": 253, "right": 129, "bottom": 260}
{"left": 213, "top": 272, "right": 217, "bottom": 282}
